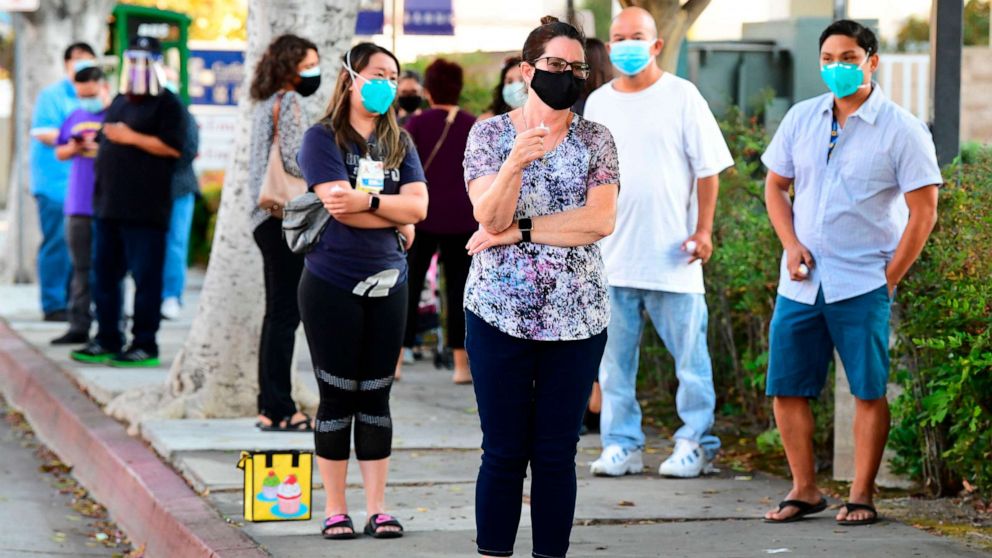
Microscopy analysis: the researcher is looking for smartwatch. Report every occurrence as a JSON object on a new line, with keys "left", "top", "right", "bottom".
{"left": 369, "top": 194, "right": 381, "bottom": 212}
{"left": 518, "top": 217, "right": 533, "bottom": 243}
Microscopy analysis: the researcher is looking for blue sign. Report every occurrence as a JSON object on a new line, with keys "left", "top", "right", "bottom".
{"left": 189, "top": 49, "right": 245, "bottom": 107}
{"left": 404, "top": 0, "right": 453, "bottom": 36}
{"left": 356, "top": 0, "right": 384, "bottom": 35}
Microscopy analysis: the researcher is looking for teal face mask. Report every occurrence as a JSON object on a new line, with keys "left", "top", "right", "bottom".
{"left": 820, "top": 55, "right": 870, "bottom": 98}
{"left": 501, "top": 81, "right": 527, "bottom": 109}
{"left": 79, "top": 97, "right": 104, "bottom": 114}
{"left": 609, "top": 39, "right": 654, "bottom": 76}
{"left": 344, "top": 49, "right": 397, "bottom": 115}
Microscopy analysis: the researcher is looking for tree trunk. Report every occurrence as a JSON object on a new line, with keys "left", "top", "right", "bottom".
{"left": 618, "top": 0, "right": 713, "bottom": 73}
{"left": 107, "top": 0, "right": 360, "bottom": 428}
{"left": 0, "top": 1, "right": 115, "bottom": 284}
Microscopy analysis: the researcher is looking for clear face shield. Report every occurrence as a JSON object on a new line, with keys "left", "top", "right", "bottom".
{"left": 120, "top": 49, "right": 166, "bottom": 96}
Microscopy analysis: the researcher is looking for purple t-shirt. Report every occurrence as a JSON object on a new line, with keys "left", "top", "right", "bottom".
{"left": 58, "top": 108, "right": 104, "bottom": 217}
{"left": 404, "top": 108, "right": 478, "bottom": 235}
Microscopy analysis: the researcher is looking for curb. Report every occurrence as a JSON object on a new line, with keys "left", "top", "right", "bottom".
{"left": 0, "top": 320, "right": 268, "bottom": 558}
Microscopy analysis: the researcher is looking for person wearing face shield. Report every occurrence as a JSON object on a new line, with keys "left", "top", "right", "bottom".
{"left": 70, "top": 36, "right": 187, "bottom": 369}
{"left": 29, "top": 42, "right": 97, "bottom": 323}
{"left": 761, "top": 20, "right": 941, "bottom": 527}
{"left": 584, "top": 7, "right": 733, "bottom": 481}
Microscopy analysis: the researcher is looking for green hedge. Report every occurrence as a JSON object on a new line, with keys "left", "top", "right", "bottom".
{"left": 889, "top": 147, "right": 992, "bottom": 498}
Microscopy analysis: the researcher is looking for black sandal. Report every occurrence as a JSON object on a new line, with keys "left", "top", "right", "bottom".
{"left": 321, "top": 514, "right": 357, "bottom": 540}
{"left": 763, "top": 497, "right": 828, "bottom": 523}
{"left": 256, "top": 413, "right": 313, "bottom": 432}
{"left": 837, "top": 502, "right": 879, "bottom": 526}
{"left": 364, "top": 513, "right": 404, "bottom": 539}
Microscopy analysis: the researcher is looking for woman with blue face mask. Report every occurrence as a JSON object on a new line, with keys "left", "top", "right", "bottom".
{"left": 479, "top": 56, "right": 526, "bottom": 121}
{"left": 247, "top": 34, "right": 321, "bottom": 435}
{"left": 297, "top": 42, "right": 428, "bottom": 542}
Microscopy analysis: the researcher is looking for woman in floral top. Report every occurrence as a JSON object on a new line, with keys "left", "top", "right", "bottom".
{"left": 462, "top": 16, "right": 619, "bottom": 558}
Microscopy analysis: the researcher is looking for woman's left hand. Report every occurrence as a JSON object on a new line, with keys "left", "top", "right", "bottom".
{"left": 398, "top": 224, "right": 416, "bottom": 250}
{"left": 466, "top": 226, "right": 521, "bottom": 256}
{"left": 325, "top": 186, "right": 370, "bottom": 216}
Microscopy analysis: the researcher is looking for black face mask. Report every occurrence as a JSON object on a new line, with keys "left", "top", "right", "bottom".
{"left": 529, "top": 69, "right": 585, "bottom": 110}
{"left": 295, "top": 75, "right": 321, "bottom": 97}
{"left": 398, "top": 95, "right": 423, "bottom": 113}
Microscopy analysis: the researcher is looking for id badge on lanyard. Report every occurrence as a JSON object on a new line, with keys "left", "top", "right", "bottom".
{"left": 356, "top": 154, "right": 385, "bottom": 195}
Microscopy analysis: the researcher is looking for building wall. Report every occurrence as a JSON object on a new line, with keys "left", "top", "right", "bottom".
{"left": 961, "top": 46, "right": 992, "bottom": 144}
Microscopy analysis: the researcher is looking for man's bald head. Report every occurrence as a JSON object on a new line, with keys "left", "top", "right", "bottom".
{"left": 611, "top": 6, "right": 658, "bottom": 41}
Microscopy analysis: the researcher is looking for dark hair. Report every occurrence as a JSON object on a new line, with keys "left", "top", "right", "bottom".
{"left": 582, "top": 38, "right": 612, "bottom": 98}
{"left": 74, "top": 66, "right": 105, "bottom": 83}
{"left": 400, "top": 69, "right": 422, "bottom": 84}
{"left": 63, "top": 42, "right": 95, "bottom": 62}
{"left": 819, "top": 19, "right": 878, "bottom": 56}
{"left": 522, "top": 15, "right": 585, "bottom": 63}
{"left": 323, "top": 42, "right": 407, "bottom": 170}
{"left": 424, "top": 59, "right": 463, "bottom": 105}
{"left": 250, "top": 34, "right": 318, "bottom": 101}
{"left": 486, "top": 56, "right": 522, "bottom": 116}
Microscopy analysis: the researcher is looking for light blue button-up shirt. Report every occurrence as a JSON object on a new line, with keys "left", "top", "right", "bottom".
{"left": 761, "top": 85, "right": 942, "bottom": 305}
{"left": 29, "top": 79, "right": 80, "bottom": 203}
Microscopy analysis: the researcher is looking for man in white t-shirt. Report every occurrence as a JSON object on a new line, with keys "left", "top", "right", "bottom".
{"left": 584, "top": 6, "right": 733, "bottom": 478}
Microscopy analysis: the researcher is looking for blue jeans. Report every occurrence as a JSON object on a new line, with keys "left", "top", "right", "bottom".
{"left": 163, "top": 192, "right": 195, "bottom": 301}
{"left": 92, "top": 219, "right": 166, "bottom": 354}
{"left": 599, "top": 287, "right": 720, "bottom": 459}
{"left": 34, "top": 194, "right": 71, "bottom": 313}
{"left": 467, "top": 311, "right": 606, "bottom": 558}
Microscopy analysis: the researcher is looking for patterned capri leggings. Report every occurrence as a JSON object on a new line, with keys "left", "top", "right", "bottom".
{"left": 298, "top": 269, "right": 407, "bottom": 461}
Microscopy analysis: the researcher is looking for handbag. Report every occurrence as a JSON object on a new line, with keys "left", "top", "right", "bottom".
{"left": 282, "top": 192, "right": 330, "bottom": 254}
{"left": 258, "top": 93, "right": 307, "bottom": 219}
{"left": 236, "top": 450, "right": 313, "bottom": 522}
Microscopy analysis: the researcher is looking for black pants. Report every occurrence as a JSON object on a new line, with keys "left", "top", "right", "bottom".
{"left": 253, "top": 218, "right": 304, "bottom": 421}
{"left": 65, "top": 215, "right": 93, "bottom": 335}
{"left": 92, "top": 219, "right": 166, "bottom": 354}
{"left": 299, "top": 269, "right": 407, "bottom": 461}
{"left": 466, "top": 311, "right": 606, "bottom": 558}
{"left": 403, "top": 230, "right": 473, "bottom": 349}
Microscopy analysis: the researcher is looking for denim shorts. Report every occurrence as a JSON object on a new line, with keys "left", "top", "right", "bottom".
{"left": 767, "top": 285, "right": 892, "bottom": 401}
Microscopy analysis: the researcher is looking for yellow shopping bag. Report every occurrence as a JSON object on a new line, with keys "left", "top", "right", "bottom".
{"left": 237, "top": 450, "right": 313, "bottom": 522}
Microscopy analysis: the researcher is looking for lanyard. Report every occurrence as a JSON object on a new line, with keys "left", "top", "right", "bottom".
{"left": 827, "top": 113, "right": 839, "bottom": 163}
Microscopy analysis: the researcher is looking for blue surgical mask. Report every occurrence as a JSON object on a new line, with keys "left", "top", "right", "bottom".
{"left": 344, "top": 50, "right": 397, "bottom": 115}
{"left": 164, "top": 81, "right": 179, "bottom": 94}
{"left": 79, "top": 97, "right": 104, "bottom": 114}
{"left": 609, "top": 39, "right": 654, "bottom": 76}
{"left": 820, "top": 55, "right": 870, "bottom": 98}
{"left": 502, "top": 81, "right": 527, "bottom": 109}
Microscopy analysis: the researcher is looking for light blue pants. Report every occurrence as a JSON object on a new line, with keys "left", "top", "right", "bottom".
{"left": 599, "top": 287, "right": 721, "bottom": 459}
{"left": 162, "top": 193, "right": 195, "bottom": 301}
{"left": 35, "top": 194, "right": 72, "bottom": 314}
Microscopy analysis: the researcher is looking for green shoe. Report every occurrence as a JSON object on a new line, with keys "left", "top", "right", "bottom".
{"left": 70, "top": 342, "right": 116, "bottom": 364}
{"left": 108, "top": 347, "right": 160, "bottom": 368}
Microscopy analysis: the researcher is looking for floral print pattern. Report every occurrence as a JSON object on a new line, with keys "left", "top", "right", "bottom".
{"left": 463, "top": 113, "right": 620, "bottom": 341}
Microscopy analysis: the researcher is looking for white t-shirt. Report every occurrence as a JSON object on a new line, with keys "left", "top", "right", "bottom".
{"left": 584, "top": 73, "right": 733, "bottom": 294}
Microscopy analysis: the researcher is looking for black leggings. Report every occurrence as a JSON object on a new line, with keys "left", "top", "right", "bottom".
{"left": 298, "top": 269, "right": 407, "bottom": 461}
{"left": 403, "top": 230, "right": 473, "bottom": 349}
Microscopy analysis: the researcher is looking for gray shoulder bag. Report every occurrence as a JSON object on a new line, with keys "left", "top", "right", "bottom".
{"left": 282, "top": 192, "right": 330, "bottom": 254}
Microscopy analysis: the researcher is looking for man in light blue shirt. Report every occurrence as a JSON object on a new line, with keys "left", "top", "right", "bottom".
{"left": 760, "top": 21, "right": 941, "bottom": 527}
{"left": 29, "top": 42, "right": 96, "bottom": 321}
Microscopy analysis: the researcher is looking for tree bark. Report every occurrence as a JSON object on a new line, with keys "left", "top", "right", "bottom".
{"left": 0, "top": 1, "right": 115, "bottom": 284}
{"left": 107, "top": 0, "right": 360, "bottom": 428}
{"left": 617, "top": 0, "right": 713, "bottom": 72}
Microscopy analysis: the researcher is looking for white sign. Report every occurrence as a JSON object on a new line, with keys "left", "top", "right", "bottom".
{"left": 190, "top": 106, "right": 239, "bottom": 176}
{"left": 0, "top": 0, "right": 40, "bottom": 11}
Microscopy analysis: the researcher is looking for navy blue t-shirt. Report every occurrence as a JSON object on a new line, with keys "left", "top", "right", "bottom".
{"left": 297, "top": 124, "right": 426, "bottom": 297}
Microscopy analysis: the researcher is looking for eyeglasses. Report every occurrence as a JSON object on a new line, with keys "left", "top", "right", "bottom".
{"left": 531, "top": 57, "right": 591, "bottom": 79}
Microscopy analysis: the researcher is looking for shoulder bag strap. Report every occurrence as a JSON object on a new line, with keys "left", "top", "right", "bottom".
{"left": 422, "top": 106, "right": 459, "bottom": 173}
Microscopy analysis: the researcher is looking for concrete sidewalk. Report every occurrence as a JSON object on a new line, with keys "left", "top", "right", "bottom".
{"left": 1, "top": 274, "right": 990, "bottom": 558}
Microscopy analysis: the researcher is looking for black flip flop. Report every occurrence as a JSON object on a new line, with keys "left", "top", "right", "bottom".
{"left": 365, "top": 513, "right": 404, "bottom": 539}
{"left": 321, "top": 514, "right": 357, "bottom": 540}
{"left": 837, "top": 502, "right": 879, "bottom": 526}
{"left": 256, "top": 413, "right": 314, "bottom": 432}
{"left": 764, "top": 497, "right": 828, "bottom": 523}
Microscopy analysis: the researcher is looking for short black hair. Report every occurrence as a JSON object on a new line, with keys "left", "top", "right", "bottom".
{"left": 400, "top": 69, "right": 422, "bottom": 84}
{"left": 64, "top": 42, "right": 96, "bottom": 62}
{"left": 819, "top": 20, "right": 878, "bottom": 56}
{"left": 74, "top": 66, "right": 105, "bottom": 83}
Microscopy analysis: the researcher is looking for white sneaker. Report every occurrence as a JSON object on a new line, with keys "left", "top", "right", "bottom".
{"left": 161, "top": 297, "right": 182, "bottom": 320}
{"left": 590, "top": 444, "right": 643, "bottom": 477}
{"left": 659, "top": 439, "right": 710, "bottom": 478}
{"left": 402, "top": 347, "right": 415, "bottom": 365}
